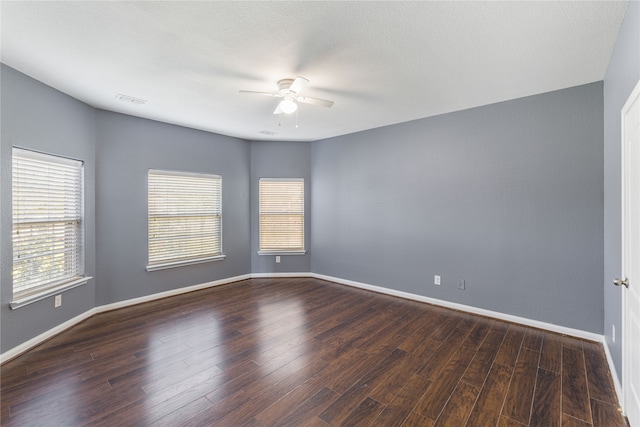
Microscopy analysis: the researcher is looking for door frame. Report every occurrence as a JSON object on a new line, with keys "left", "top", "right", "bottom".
{"left": 621, "top": 78, "right": 640, "bottom": 421}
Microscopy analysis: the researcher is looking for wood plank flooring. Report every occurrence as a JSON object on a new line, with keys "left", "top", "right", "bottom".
{"left": 0, "top": 278, "right": 626, "bottom": 426}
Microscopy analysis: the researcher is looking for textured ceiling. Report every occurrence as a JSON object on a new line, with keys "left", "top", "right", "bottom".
{"left": 0, "top": 1, "right": 629, "bottom": 142}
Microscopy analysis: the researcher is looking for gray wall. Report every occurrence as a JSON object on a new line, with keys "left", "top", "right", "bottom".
{"left": 250, "top": 141, "right": 311, "bottom": 273}
{"left": 0, "top": 44, "right": 618, "bottom": 353}
{"left": 95, "top": 111, "right": 251, "bottom": 305}
{"left": 0, "top": 66, "right": 253, "bottom": 352}
{"left": 1, "top": 65, "right": 97, "bottom": 352}
{"left": 603, "top": 0, "right": 639, "bottom": 383}
{"left": 311, "top": 82, "right": 604, "bottom": 333}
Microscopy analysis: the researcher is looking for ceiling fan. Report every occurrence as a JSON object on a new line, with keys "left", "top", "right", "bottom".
{"left": 240, "top": 76, "right": 334, "bottom": 114}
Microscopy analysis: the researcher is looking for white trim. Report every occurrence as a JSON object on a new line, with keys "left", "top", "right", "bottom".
{"left": 257, "top": 251, "right": 306, "bottom": 256}
{"left": 258, "top": 178, "right": 305, "bottom": 253}
{"left": 12, "top": 148, "right": 86, "bottom": 297}
{"left": 146, "top": 255, "right": 226, "bottom": 272}
{"left": 620, "top": 78, "right": 640, "bottom": 420}
{"left": 91, "top": 274, "right": 251, "bottom": 314}
{"left": 0, "top": 274, "right": 250, "bottom": 364}
{"left": 147, "top": 169, "right": 223, "bottom": 268}
{"left": 259, "top": 177, "right": 304, "bottom": 183}
{"left": 1, "top": 272, "right": 606, "bottom": 364}
{"left": 148, "top": 168, "right": 221, "bottom": 180}
{"left": 309, "top": 273, "right": 604, "bottom": 342}
{"left": 604, "top": 338, "right": 624, "bottom": 407}
{"left": 9, "top": 277, "right": 93, "bottom": 310}
{"left": 13, "top": 146, "right": 82, "bottom": 166}
{"left": 0, "top": 307, "right": 98, "bottom": 364}
{"left": 251, "top": 272, "right": 311, "bottom": 278}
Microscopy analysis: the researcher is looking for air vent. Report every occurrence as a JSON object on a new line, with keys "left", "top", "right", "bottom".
{"left": 260, "top": 130, "right": 277, "bottom": 136}
{"left": 115, "top": 94, "right": 148, "bottom": 105}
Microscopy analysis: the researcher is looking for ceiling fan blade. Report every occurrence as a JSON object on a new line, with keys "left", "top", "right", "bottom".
{"left": 297, "top": 96, "right": 334, "bottom": 108}
{"left": 290, "top": 76, "right": 310, "bottom": 94}
{"left": 239, "top": 90, "right": 279, "bottom": 97}
{"left": 273, "top": 104, "right": 283, "bottom": 114}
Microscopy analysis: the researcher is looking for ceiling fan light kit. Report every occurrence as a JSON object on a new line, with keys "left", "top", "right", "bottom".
{"left": 278, "top": 98, "right": 298, "bottom": 114}
{"left": 240, "top": 76, "right": 334, "bottom": 117}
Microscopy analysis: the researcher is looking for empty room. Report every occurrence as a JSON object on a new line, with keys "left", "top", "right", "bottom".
{"left": 1, "top": 1, "right": 639, "bottom": 426}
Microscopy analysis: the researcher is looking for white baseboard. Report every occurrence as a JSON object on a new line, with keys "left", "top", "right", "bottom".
{"left": 0, "top": 308, "right": 99, "bottom": 364}
{"left": 310, "top": 273, "right": 605, "bottom": 343}
{"left": 250, "top": 272, "right": 311, "bottom": 278}
{"left": 93, "top": 274, "right": 252, "bottom": 315}
{"left": 0, "top": 274, "right": 251, "bottom": 364}
{"left": 603, "top": 339, "right": 624, "bottom": 408}
{"left": 2, "top": 271, "right": 606, "bottom": 364}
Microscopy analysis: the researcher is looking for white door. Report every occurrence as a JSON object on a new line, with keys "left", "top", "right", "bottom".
{"left": 621, "top": 79, "right": 640, "bottom": 426}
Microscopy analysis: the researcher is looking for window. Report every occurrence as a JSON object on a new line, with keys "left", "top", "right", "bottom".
{"left": 12, "top": 148, "right": 87, "bottom": 305}
{"left": 147, "top": 170, "right": 223, "bottom": 271}
{"left": 259, "top": 178, "right": 305, "bottom": 254}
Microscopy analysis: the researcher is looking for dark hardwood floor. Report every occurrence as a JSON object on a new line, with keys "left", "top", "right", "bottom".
{"left": 0, "top": 278, "right": 626, "bottom": 426}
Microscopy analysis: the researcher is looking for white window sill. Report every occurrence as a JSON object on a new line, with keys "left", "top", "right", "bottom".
{"left": 146, "top": 255, "right": 226, "bottom": 272}
{"left": 10, "top": 276, "right": 93, "bottom": 310}
{"left": 257, "top": 250, "right": 307, "bottom": 256}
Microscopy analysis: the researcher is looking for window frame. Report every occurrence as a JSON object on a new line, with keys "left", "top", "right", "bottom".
{"left": 258, "top": 178, "right": 306, "bottom": 255}
{"left": 147, "top": 169, "right": 225, "bottom": 272}
{"left": 10, "top": 147, "right": 91, "bottom": 310}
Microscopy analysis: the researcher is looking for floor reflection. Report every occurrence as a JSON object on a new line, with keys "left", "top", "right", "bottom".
{"left": 142, "top": 311, "right": 225, "bottom": 423}
{"left": 254, "top": 297, "right": 309, "bottom": 375}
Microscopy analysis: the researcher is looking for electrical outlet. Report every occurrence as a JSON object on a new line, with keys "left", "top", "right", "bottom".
{"left": 458, "top": 279, "right": 465, "bottom": 290}
{"left": 434, "top": 275, "right": 441, "bottom": 285}
{"left": 54, "top": 294, "right": 62, "bottom": 308}
{"left": 612, "top": 324, "right": 615, "bottom": 343}
{"left": 275, "top": 256, "right": 281, "bottom": 263}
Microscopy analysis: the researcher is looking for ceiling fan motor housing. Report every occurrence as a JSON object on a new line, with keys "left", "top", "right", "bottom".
{"left": 278, "top": 79, "right": 295, "bottom": 96}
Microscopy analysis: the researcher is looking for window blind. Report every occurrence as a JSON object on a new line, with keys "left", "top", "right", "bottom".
{"left": 259, "top": 178, "right": 304, "bottom": 252}
{"left": 148, "top": 170, "right": 222, "bottom": 269}
{"left": 12, "top": 148, "right": 84, "bottom": 298}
